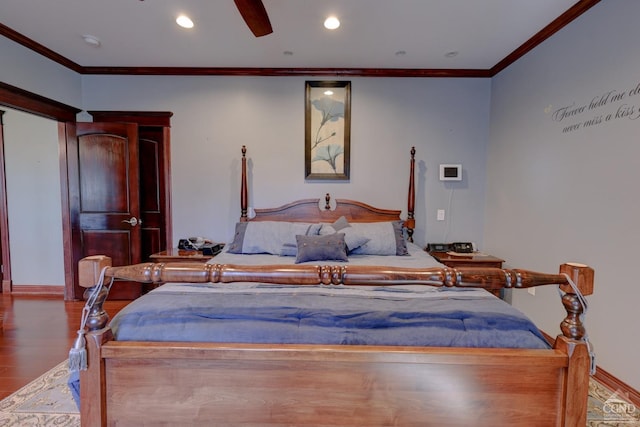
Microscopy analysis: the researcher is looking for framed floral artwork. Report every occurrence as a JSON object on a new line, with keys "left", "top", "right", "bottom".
{"left": 305, "top": 80, "right": 351, "bottom": 180}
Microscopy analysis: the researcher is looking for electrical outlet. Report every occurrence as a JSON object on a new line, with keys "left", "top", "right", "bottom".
{"left": 528, "top": 287, "right": 536, "bottom": 296}
{"left": 437, "top": 209, "right": 445, "bottom": 221}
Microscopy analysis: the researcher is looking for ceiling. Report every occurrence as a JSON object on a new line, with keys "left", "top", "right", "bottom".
{"left": 0, "top": 0, "right": 600, "bottom": 76}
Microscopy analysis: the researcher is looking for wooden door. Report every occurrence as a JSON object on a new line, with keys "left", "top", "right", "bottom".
{"left": 86, "top": 111, "right": 173, "bottom": 262}
{"left": 139, "top": 127, "right": 167, "bottom": 260}
{"left": 71, "top": 122, "right": 142, "bottom": 299}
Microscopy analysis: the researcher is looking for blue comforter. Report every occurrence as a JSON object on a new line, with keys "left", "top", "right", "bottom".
{"left": 109, "top": 284, "right": 549, "bottom": 349}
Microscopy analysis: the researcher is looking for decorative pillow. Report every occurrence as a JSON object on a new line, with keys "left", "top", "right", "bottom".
{"left": 295, "top": 233, "right": 348, "bottom": 263}
{"left": 227, "top": 221, "right": 321, "bottom": 255}
{"left": 319, "top": 223, "right": 370, "bottom": 253}
{"left": 349, "top": 221, "right": 408, "bottom": 256}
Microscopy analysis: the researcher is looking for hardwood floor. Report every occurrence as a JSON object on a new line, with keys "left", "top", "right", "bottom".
{"left": 0, "top": 293, "right": 130, "bottom": 400}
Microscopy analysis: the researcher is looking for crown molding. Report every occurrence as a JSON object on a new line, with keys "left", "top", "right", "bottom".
{"left": 81, "top": 67, "right": 493, "bottom": 78}
{"left": 0, "top": 0, "right": 600, "bottom": 78}
{"left": 0, "top": 22, "right": 83, "bottom": 73}
{"left": 491, "top": 0, "right": 601, "bottom": 75}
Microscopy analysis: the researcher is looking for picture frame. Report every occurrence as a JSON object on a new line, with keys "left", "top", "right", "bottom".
{"left": 305, "top": 80, "right": 351, "bottom": 180}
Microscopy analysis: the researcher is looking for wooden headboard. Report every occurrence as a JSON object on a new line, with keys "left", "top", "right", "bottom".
{"left": 238, "top": 146, "right": 417, "bottom": 241}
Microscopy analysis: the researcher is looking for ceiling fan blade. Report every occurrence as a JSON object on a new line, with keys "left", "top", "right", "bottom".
{"left": 234, "top": 0, "right": 273, "bottom": 37}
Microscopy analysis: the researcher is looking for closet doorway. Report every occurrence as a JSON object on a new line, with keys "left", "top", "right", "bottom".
{"left": 0, "top": 82, "right": 80, "bottom": 296}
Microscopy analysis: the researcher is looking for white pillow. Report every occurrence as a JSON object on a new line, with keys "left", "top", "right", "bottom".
{"left": 227, "top": 221, "right": 321, "bottom": 255}
{"left": 349, "top": 221, "right": 408, "bottom": 256}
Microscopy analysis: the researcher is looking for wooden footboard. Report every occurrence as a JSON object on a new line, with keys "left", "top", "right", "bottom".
{"left": 78, "top": 258, "right": 594, "bottom": 426}
{"left": 81, "top": 334, "right": 590, "bottom": 426}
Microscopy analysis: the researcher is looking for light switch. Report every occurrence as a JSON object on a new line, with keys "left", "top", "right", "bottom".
{"left": 437, "top": 209, "right": 445, "bottom": 221}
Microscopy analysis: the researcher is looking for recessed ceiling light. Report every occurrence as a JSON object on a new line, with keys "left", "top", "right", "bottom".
{"left": 324, "top": 16, "right": 340, "bottom": 30}
{"left": 176, "top": 15, "right": 194, "bottom": 29}
{"left": 82, "top": 34, "right": 101, "bottom": 47}
{"left": 324, "top": 90, "right": 334, "bottom": 96}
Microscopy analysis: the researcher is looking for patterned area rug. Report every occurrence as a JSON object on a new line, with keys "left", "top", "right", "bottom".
{"left": 0, "top": 361, "right": 638, "bottom": 426}
{"left": 0, "top": 361, "right": 78, "bottom": 426}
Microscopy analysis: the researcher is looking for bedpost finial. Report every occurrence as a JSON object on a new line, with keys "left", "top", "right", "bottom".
{"left": 241, "top": 145, "right": 248, "bottom": 219}
{"left": 559, "top": 263, "right": 594, "bottom": 296}
{"left": 407, "top": 146, "right": 415, "bottom": 242}
{"left": 325, "top": 193, "right": 331, "bottom": 211}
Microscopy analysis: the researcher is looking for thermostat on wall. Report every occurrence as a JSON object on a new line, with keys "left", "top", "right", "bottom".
{"left": 439, "top": 164, "right": 462, "bottom": 181}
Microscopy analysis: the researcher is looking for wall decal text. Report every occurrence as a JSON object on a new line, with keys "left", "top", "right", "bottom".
{"left": 548, "top": 82, "right": 640, "bottom": 133}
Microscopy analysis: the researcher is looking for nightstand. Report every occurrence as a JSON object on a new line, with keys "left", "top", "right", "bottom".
{"left": 428, "top": 251, "right": 505, "bottom": 297}
{"left": 149, "top": 248, "right": 215, "bottom": 263}
{"left": 427, "top": 251, "right": 504, "bottom": 269}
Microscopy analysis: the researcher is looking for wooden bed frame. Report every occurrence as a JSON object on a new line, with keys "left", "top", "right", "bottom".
{"left": 77, "top": 146, "right": 595, "bottom": 426}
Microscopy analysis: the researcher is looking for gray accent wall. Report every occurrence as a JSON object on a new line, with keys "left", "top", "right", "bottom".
{"left": 486, "top": 0, "right": 640, "bottom": 390}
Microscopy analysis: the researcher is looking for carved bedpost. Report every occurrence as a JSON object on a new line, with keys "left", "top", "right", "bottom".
{"left": 78, "top": 255, "right": 113, "bottom": 331}
{"left": 325, "top": 193, "right": 331, "bottom": 211}
{"left": 558, "top": 263, "right": 594, "bottom": 341}
{"left": 405, "top": 146, "right": 416, "bottom": 242}
{"left": 555, "top": 263, "right": 594, "bottom": 426}
{"left": 240, "top": 145, "right": 248, "bottom": 221}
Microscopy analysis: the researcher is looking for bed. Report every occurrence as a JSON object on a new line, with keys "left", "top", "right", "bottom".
{"left": 75, "top": 146, "right": 594, "bottom": 426}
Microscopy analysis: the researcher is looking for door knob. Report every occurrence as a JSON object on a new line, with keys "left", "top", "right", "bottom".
{"left": 122, "top": 217, "right": 140, "bottom": 227}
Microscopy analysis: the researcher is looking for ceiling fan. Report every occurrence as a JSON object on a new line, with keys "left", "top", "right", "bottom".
{"left": 234, "top": 0, "right": 273, "bottom": 37}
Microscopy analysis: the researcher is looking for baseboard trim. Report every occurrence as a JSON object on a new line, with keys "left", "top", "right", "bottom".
{"left": 594, "top": 366, "right": 640, "bottom": 407}
{"left": 2, "top": 279, "right": 11, "bottom": 293}
{"left": 541, "top": 330, "right": 640, "bottom": 407}
{"left": 10, "top": 285, "right": 64, "bottom": 296}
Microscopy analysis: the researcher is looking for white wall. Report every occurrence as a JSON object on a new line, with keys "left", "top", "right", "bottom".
{"left": 0, "top": 37, "right": 82, "bottom": 107}
{"left": 81, "top": 75, "right": 490, "bottom": 248}
{"left": 3, "top": 107, "right": 65, "bottom": 286}
{"left": 0, "top": 36, "right": 80, "bottom": 287}
{"left": 486, "top": 0, "right": 640, "bottom": 390}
